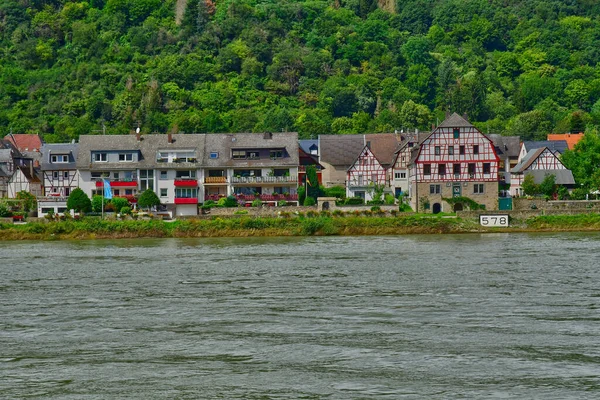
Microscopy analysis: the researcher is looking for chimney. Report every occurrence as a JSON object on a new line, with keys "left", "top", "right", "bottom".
{"left": 167, "top": 133, "right": 173, "bottom": 144}
{"left": 136, "top": 131, "right": 141, "bottom": 141}
{"left": 445, "top": 110, "right": 450, "bottom": 118}
{"left": 264, "top": 132, "right": 273, "bottom": 140}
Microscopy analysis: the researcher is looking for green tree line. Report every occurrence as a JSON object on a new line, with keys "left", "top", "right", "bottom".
{"left": 3, "top": 0, "right": 600, "bottom": 142}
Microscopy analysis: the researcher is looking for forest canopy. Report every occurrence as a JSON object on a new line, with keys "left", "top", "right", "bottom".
{"left": 2, "top": 0, "right": 600, "bottom": 142}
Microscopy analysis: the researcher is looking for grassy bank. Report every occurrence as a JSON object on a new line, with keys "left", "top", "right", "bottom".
{"left": 2, "top": 214, "right": 600, "bottom": 240}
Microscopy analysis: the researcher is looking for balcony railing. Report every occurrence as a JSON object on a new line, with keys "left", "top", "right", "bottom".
{"left": 156, "top": 157, "right": 197, "bottom": 163}
{"left": 231, "top": 176, "right": 298, "bottom": 184}
{"left": 203, "top": 194, "right": 299, "bottom": 202}
{"left": 174, "top": 197, "right": 198, "bottom": 204}
{"left": 174, "top": 179, "right": 198, "bottom": 187}
{"left": 95, "top": 180, "right": 137, "bottom": 187}
{"left": 205, "top": 176, "right": 227, "bottom": 184}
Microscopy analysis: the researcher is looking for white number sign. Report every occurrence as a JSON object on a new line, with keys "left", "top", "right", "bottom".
{"left": 479, "top": 215, "right": 509, "bottom": 227}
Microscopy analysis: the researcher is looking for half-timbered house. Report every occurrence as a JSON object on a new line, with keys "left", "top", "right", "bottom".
{"left": 510, "top": 147, "right": 575, "bottom": 196}
{"left": 7, "top": 157, "right": 42, "bottom": 198}
{"left": 410, "top": 113, "right": 500, "bottom": 213}
{"left": 346, "top": 134, "right": 401, "bottom": 200}
{"left": 40, "top": 143, "right": 80, "bottom": 197}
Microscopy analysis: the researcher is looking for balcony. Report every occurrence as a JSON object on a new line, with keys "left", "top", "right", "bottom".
{"left": 174, "top": 179, "right": 198, "bottom": 187}
{"left": 231, "top": 176, "right": 298, "bottom": 184}
{"left": 205, "top": 176, "right": 227, "bottom": 184}
{"left": 174, "top": 197, "right": 198, "bottom": 204}
{"left": 95, "top": 180, "right": 137, "bottom": 188}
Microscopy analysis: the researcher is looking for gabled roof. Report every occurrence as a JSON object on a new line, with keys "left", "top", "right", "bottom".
{"left": 299, "top": 139, "right": 318, "bottom": 154}
{"left": 437, "top": 113, "right": 473, "bottom": 128}
{"left": 15, "top": 165, "right": 42, "bottom": 183}
{"left": 319, "top": 134, "right": 401, "bottom": 168}
{"left": 41, "top": 143, "right": 79, "bottom": 171}
{"left": 512, "top": 148, "right": 547, "bottom": 173}
{"left": 547, "top": 133, "right": 584, "bottom": 150}
{"left": 487, "top": 134, "right": 521, "bottom": 159}
{"left": 4, "top": 134, "right": 43, "bottom": 152}
{"left": 76, "top": 134, "right": 206, "bottom": 170}
{"left": 523, "top": 140, "right": 568, "bottom": 154}
{"left": 525, "top": 170, "right": 575, "bottom": 186}
{"left": 203, "top": 132, "right": 299, "bottom": 168}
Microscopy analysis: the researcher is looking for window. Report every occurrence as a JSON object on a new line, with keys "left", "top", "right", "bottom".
{"left": 64, "top": 188, "right": 70, "bottom": 196}
{"left": 119, "top": 153, "right": 133, "bottom": 162}
{"left": 395, "top": 172, "right": 401, "bottom": 179}
{"left": 139, "top": 169, "right": 154, "bottom": 192}
{"left": 125, "top": 189, "right": 133, "bottom": 195}
{"left": 270, "top": 150, "right": 283, "bottom": 159}
{"left": 430, "top": 184, "right": 441, "bottom": 194}
{"left": 63, "top": 171, "right": 69, "bottom": 179}
{"left": 53, "top": 171, "right": 59, "bottom": 179}
{"left": 473, "top": 145, "right": 479, "bottom": 155}
{"left": 210, "top": 152, "right": 219, "bottom": 159}
{"left": 358, "top": 175, "right": 364, "bottom": 185}
{"left": 400, "top": 172, "right": 406, "bottom": 179}
{"left": 448, "top": 146, "right": 454, "bottom": 155}
{"left": 438, "top": 164, "right": 446, "bottom": 176}
{"left": 459, "top": 145, "right": 465, "bottom": 155}
{"left": 371, "top": 173, "right": 378, "bottom": 183}
{"left": 474, "top": 184, "right": 484, "bottom": 194}
{"left": 453, "top": 128, "right": 460, "bottom": 139}
{"left": 51, "top": 155, "right": 68, "bottom": 163}
{"left": 232, "top": 150, "right": 246, "bottom": 159}
{"left": 395, "top": 172, "right": 406, "bottom": 179}
{"left": 248, "top": 151, "right": 260, "bottom": 159}
{"left": 423, "top": 164, "right": 431, "bottom": 175}
{"left": 93, "top": 153, "right": 107, "bottom": 162}
{"left": 175, "top": 188, "right": 198, "bottom": 198}
{"left": 468, "top": 163, "right": 476, "bottom": 177}
{"left": 160, "top": 170, "right": 168, "bottom": 180}
{"left": 160, "top": 188, "right": 168, "bottom": 197}
{"left": 408, "top": 142, "right": 414, "bottom": 148}
{"left": 176, "top": 170, "right": 196, "bottom": 179}
{"left": 483, "top": 163, "right": 491, "bottom": 174}
{"left": 434, "top": 146, "right": 441, "bottom": 155}
{"left": 453, "top": 163, "right": 461, "bottom": 175}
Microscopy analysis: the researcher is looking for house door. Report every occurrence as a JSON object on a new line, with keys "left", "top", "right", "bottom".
{"left": 395, "top": 188, "right": 402, "bottom": 197}
{"left": 432, "top": 203, "right": 441, "bottom": 214}
{"left": 452, "top": 183, "right": 462, "bottom": 198}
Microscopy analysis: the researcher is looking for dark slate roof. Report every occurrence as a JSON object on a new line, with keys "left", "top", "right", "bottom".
{"left": 76, "top": 134, "right": 205, "bottom": 170}
{"left": 16, "top": 165, "right": 42, "bottom": 183}
{"left": 299, "top": 139, "right": 318, "bottom": 154}
{"left": 203, "top": 132, "right": 299, "bottom": 168}
{"left": 365, "top": 134, "right": 402, "bottom": 167}
{"left": 41, "top": 143, "right": 79, "bottom": 171}
{"left": 523, "top": 140, "right": 568, "bottom": 154}
{"left": 437, "top": 113, "right": 473, "bottom": 128}
{"left": 525, "top": 170, "right": 575, "bottom": 185}
{"left": 0, "top": 148, "right": 12, "bottom": 163}
{"left": 319, "top": 135, "right": 366, "bottom": 167}
{"left": 511, "top": 148, "right": 547, "bottom": 173}
{"left": 487, "top": 134, "right": 521, "bottom": 159}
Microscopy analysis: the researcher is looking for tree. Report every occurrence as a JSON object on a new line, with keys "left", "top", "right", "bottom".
{"left": 137, "top": 189, "right": 160, "bottom": 210}
{"left": 305, "top": 165, "right": 323, "bottom": 201}
{"left": 16, "top": 191, "right": 37, "bottom": 212}
{"left": 539, "top": 174, "right": 557, "bottom": 197}
{"left": 67, "top": 188, "right": 92, "bottom": 213}
{"left": 521, "top": 174, "right": 538, "bottom": 196}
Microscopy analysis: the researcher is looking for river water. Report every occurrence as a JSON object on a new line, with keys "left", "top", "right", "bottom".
{"left": 1, "top": 233, "right": 600, "bottom": 399}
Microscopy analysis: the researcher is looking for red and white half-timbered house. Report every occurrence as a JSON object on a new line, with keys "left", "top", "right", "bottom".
{"left": 410, "top": 113, "right": 500, "bottom": 213}
{"left": 510, "top": 147, "right": 575, "bottom": 196}
{"left": 346, "top": 134, "right": 401, "bottom": 200}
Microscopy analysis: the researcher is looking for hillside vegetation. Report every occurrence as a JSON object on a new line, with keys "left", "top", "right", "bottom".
{"left": 2, "top": 0, "right": 600, "bottom": 142}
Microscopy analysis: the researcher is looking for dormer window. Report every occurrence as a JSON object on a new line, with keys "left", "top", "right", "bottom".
{"left": 51, "top": 155, "right": 68, "bottom": 163}
{"left": 119, "top": 153, "right": 133, "bottom": 162}
{"left": 93, "top": 153, "right": 107, "bottom": 162}
{"left": 232, "top": 150, "right": 246, "bottom": 159}
{"left": 248, "top": 151, "right": 259, "bottom": 159}
{"left": 270, "top": 150, "right": 283, "bottom": 159}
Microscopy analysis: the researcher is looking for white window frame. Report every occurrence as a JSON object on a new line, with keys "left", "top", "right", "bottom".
{"left": 94, "top": 153, "right": 107, "bottom": 162}
{"left": 119, "top": 153, "right": 133, "bottom": 162}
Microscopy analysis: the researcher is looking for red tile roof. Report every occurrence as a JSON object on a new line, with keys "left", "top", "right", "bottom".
{"left": 3, "top": 134, "right": 43, "bottom": 152}
{"left": 547, "top": 133, "right": 584, "bottom": 150}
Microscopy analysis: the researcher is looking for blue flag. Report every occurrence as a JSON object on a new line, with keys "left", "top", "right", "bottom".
{"left": 103, "top": 179, "right": 113, "bottom": 199}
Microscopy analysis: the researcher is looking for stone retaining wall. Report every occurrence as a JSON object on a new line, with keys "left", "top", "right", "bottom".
{"left": 513, "top": 198, "right": 600, "bottom": 211}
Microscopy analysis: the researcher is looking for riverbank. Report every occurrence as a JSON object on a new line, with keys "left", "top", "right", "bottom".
{"left": 2, "top": 213, "right": 600, "bottom": 240}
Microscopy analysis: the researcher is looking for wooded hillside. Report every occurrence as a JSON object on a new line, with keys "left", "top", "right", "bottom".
{"left": 2, "top": 0, "right": 600, "bottom": 142}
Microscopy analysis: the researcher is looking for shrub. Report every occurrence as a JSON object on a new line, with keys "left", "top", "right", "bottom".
{"left": 120, "top": 206, "right": 132, "bottom": 215}
{"left": 92, "top": 195, "right": 106, "bottom": 212}
{"left": 16, "top": 191, "right": 37, "bottom": 212}
{"left": 0, "top": 201, "right": 10, "bottom": 217}
{"left": 332, "top": 209, "right": 344, "bottom": 217}
{"left": 251, "top": 199, "right": 262, "bottom": 207}
{"left": 297, "top": 186, "right": 306, "bottom": 205}
{"left": 306, "top": 210, "right": 318, "bottom": 217}
{"left": 384, "top": 194, "right": 396, "bottom": 205}
{"left": 320, "top": 210, "right": 332, "bottom": 217}
{"left": 67, "top": 188, "right": 92, "bottom": 213}
{"left": 344, "top": 197, "right": 364, "bottom": 205}
{"left": 138, "top": 189, "right": 160, "bottom": 210}
{"left": 217, "top": 197, "right": 227, "bottom": 207}
{"left": 278, "top": 200, "right": 287, "bottom": 207}
{"left": 399, "top": 203, "right": 413, "bottom": 212}
{"left": 224, "top": 195, "right": 239, "bottom": 207}
{"left": 234, "top": 210, "right": 248, "bottom": 215}
{"left": 324, "top": 185, "right": 346, "bottom": 199}
{"left": 303, "top": 197, "right": 316, "bottom": 206}
{"left": 370, "top": 206, "right": 381, "bottom": 212}
{"left": 110, "top": 197, "right": 129, "bottom": 212}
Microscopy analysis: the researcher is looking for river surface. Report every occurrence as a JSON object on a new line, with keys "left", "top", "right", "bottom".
{"left": 1, "top": 233, "right": 600, "bottom": 399}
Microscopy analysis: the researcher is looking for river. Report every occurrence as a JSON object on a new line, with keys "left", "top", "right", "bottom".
{"left": 1, "top": 233, "right": 600, "bottom": 399}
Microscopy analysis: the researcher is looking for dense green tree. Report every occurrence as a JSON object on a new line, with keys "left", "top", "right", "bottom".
{"left": 67, "top": 188, "right": 92, "bottom": 213}
{"left": 137, "top": 189, "right": 160, "bottom": 210}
